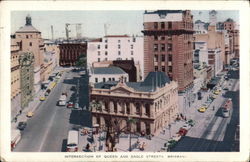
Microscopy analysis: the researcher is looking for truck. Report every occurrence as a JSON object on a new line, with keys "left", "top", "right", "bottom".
{"left": 11, "top": 129, "right": 21, "bottom": 151}
{"left": 67, "top": 130, "right": 79, "bottom": 152}
{"left": 58, "top": 93, "right": 67, "bottom": 106}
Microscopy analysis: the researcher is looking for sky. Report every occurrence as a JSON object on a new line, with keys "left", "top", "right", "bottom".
{"left": 11, "top": 10, "right": 239, "bottom": 39}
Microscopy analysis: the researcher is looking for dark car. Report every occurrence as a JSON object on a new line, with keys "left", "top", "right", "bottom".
{"left": 178, "top": 128, "right": 188, "bottom": 136}
{"left": 70, "top": 86, "right": 76, "bottom": 91}
{"left": 17, "top": 122, "right": 27, "bottom": 131}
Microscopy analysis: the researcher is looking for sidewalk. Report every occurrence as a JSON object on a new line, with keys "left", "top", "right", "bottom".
{"left": 11, "top": 67, "right": 65, "bottom": 130}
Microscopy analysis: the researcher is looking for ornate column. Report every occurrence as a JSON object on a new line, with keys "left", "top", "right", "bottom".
{"left": 150, "top": 104, "right": 155, "bottom": 118}
{"left": 109, "top": 100, "right": 114, "bottom": 114}
{"left": 130, "top": 102, "right": 134, "bottom": 115}
{"left": 140, "top": 121, "right": 146, "bottom": 132}
{"left": 141, "top": 103, "right": 146, "bottom": 117}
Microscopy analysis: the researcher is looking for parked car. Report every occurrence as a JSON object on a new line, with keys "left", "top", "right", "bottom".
{"left": 178, "top": 128, "right": 188, "bottom": 136}
{"left": 186, "top": 119, "right": 195, "bottom": 127}
{"left": 17, "top": 122, "right": 27, "bottom": 131}
{"left": 74, "top": 103, "right": 79, "bottom": 109}
{"left": 198, "top": 106, "right": 207, "bottom": 113}
{"left": 26, "top": 111, "right": 34, "bottom": 118}
{"left": 40, "top": 96, "right": 46, "bottom": 101}
{"left": 223, "top": 87, "right": 229, "bottom": 91}
{"left": 182, "top": 123, "right": 191, "bottom": 130}
{"left": 67, "top": 102, "right": 74, "bottom": 108}
{"left": 71, "top": 86, "right": 76, "bottom": 91}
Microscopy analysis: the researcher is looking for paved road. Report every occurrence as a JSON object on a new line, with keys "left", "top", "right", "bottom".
{"left": 171, "top": 69, "right": 239, "bottom": 152}
{"left": 14, "top": 68, "right": 91, "bottom": 152}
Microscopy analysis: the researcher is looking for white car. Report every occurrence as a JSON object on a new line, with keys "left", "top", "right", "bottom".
{"left": 182, "top": 123, "right": 191, "bottom": 130}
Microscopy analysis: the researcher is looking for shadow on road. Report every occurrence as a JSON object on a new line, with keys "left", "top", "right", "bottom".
{"left": 61, "top": 139, "right": 67, "bottom": 152}
{"left": 69, "top": 109, "right": 92, "bottom": 127}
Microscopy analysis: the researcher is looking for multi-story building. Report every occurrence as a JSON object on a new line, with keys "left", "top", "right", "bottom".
{"left": 90, "top": 72, "right": 179, "bottom": 135}
{"left": 89, "top": 67, "right": 129, "bottom": 83}
{"left": 87, "top": 35, "right": 144, "bottom": 80}
{"left": 59, "top": 43, "right": 87, "bottom": 66}
{"left": 44, "top": 40, "right": 60, "bottom": 67}
{"left": 193, "top": 41, "right": 208, "bottom": 66}
{"left": 142, "top": 10, "right": 194, "bottom": 93}
{"left": 14, "top": 15, "right": 45, "bottom": 92}
{"left": 19, "top": 52, "right": 34, "bottom": 109}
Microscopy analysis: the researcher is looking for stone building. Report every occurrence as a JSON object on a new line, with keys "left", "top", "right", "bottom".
{"left": 142, "top": 10, "right": 194, "bottom": 93}
{"left": 90, "top": 72, "right": 179, "bottom": 135}
{"left": 14, "top": 15, "right": 45, "bottom": 92}
{"left": 19, "top": 52, "right": 34, "bottom": 108}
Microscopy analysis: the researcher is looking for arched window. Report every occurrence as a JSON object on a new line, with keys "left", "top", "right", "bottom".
{"left": 136, "top": 103, "right": 140, "bottom": 115}
{"left": 145, "top": 103, "right": 150, "bottom": 116}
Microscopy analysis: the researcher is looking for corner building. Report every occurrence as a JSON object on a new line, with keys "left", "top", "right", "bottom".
{"left": 90, "top": 72, "right": 179, "bottom": 135}
{"left": 142, "top": 10, "right": 194, "bottom": 92}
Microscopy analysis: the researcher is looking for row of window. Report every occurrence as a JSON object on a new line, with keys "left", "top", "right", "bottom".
{"left": 95, "top": 77, "right": 127, "bottom": 83}
{"left": 154, "top": 54, "right": 172, "bottom": 62}
{"left": 153, "top": 44, "right": 172, "bottom": 51}
{"left": 154, "top": 22, "right": 172, "bottom": 29}
{"left": 154, "top": 65, "right": 173, "bottom": 72}
{"left": 154, "top": 35, "right": 172, "bottom": 41}
{"left": 97, "top": 44, "right": 134, "bottom": 50}
{"left": 97, "top": 57, "right": 134, "bottom": 62}
{"left": 97, "top": 50, "right": 134, "bottom": 56}
{"left": 104, "top": 38, "right": 136, "bottom": 43}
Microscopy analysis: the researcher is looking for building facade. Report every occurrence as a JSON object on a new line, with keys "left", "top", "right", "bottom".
{"left": 87, "top": 35, "right": 144, "bottom": 80}
{"left": 90, "top": 72, "right": 179, "bottom": 135}
{"left": 89, "top": 67, "right": 129, "bottom": 83}
{"left": 59, "top": 43, "right": 87, "bottom": 66}
{"left": 14, "top": 15, "right": 45, "bottom": 93}
{"left": 19, "top": 52, "right": 34, "bottom": 109}
{"left": 142, "top": 10, "right": 194, "bottom": 92}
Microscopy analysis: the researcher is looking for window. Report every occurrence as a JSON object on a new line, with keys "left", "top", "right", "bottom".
{"left": 105, "top": 51, "right": 108, "bottom": 55}
{"left": 98, "top": 51, "right": 100, "bottom": 56}
{"left": 168, "top": 44, "right": 172, "bottom": 51}
{"left": 105, "top": 39, "right": 108, "bottom": 43}
{"left": 103, "top": 78, "right": 106, "bottom": 82}
{"left": 154, "top": 44, "right": 158, "bottom": 51}
{"left": 168, "top": 55, "right": 172, "bottom": 61}
{"left": 105, "top": 102, "right": 109, "bottom": 111}
{"left": 169, "top": 66, "right": 172, "bottom": 72}
{"left": 118, "top": 51, "right": 121, "bottom": 55}
{"left": 154, "top": 55, "right": 158, "bottom": 62}
{"left": 95, "top": 78, "right": 98, "bottom": 83}
{"left": 161, "top": 22, "right": 165, "bottom": 29}
{"left": 26, "top": 35, "right": 29, "bottom": 39}
{"left": 161, "top": 36, "right": 165, "bottom": 40}
{"left": 168, "top": 35, "right": 172, "bottom": 41}
{"left": 105, "top": 58, "right": 108, "bottom": 61}
{"left": 168, "top": 22, "right": 172, "bottom": 29}
{"left": 105, "top": 45, "right": 108, "bottom": 49}
{"left": 98, "top": 58, "right": 100, "bottom": 62}
{"left": 126, "top": 103, "right": 130, "bottom": 114}
{"left": 97, "top": 45, "right": 100, "bottom": 49}
{"left": 112, "top": 78, "right": 115, "bottom": 81}
{"left": 131, "top": 51, "right": 134, "bottom": 55}
{"left": 29, "top": 42, "right": 32, "bottom": 46}
{"left": 118, "top": 40, "right": 121, "bottom": 43}
{"left": 131, "top": 44, "right": 134, "bottom": 49}
{"left": 154, "top": 22, "right": 158, "bottom": 29}
{"left": 133, "top": 38, "right": 136, "bottom": 42}
{"left": 161, "top": 44, "right": 165, "bottom": 51}
{"left": 118, "top": 44, "right": 121, "bottom": 49}
{"left": 155, "top": 66, "right": 158, "bottom": 71}
{"left": 136, "top": 103, "right": 140, "bottom": 115}
{"left": 145, "top": 104, "right": 150, "bottom": 116}
{"left": 131, "top": 57, "right": 134, "bottom": 60}
{"left": 162, "top": 66, "right": 165, "bottom": 72}
{"left": 109, "top": 78, "right": 111, "bottom": 81}
{"left": 114, "top": 102, "right": 117, "bottom": 113}
{"left": 154, "top": 36, "right": 158, "bottom": 40}
{"left": 161, "top": 54, "right": 165, "bottom": 61}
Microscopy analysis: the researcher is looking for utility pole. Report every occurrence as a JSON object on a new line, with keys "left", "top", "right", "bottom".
{"left": 104, "top": 23, "right": 110, "bottom": 36}
{"left": 51, "top": 25, "right": 54, "bottom": 41}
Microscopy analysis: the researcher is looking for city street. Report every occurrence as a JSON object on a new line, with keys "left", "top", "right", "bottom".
{"left": 172, "top": 69, "right": 239, "bottom": 152}
{"left": 14, "top": 68, "right": 90, "bottom": 152}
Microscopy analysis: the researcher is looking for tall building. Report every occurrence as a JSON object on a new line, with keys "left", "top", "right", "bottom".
{"left": 87, "top": 35, "right": 144, "bottom": 80}
{"left": 209, "top": 10, "right": 217, "bottom": 26}
{"left": 14, "top": 15, "right": 45, "bottom": 92}
{"left": 142, "top": 10, "right": 194, "bottom": 92}
{"left": 19, "top": 52, "right": 34, "bottom": 109}
{"left": 59, "top": 43, "right": 87, "bottom": 66}
{"left": 90, "top": 72, "right": 179, "bottom": 135}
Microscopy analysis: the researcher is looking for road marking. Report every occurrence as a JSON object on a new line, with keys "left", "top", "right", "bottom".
{"left": 37, "top": 110, "right": 57, "bottom": 151}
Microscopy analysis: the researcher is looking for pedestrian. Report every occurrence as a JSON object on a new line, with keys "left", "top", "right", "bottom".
{"left": 163, "top": 129, "right": 166, "bottom": 134}
{"left": 14, "top": 117, "right": 17, "bottom": 123}
{"left": 213, "top": 106, "right": 215, "bottom": 111}
{"left": 184, "top": 116, "right": 187, "bottom": 121}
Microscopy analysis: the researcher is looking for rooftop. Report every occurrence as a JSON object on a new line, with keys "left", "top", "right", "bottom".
{"left": 94, "top": 71, "right": 171, "bottom": 92}
{"left": 104, "top": 35, "right": 129, "bottom": 38}
{"left": 16, "top": 25, "right": 41, "bottom": 33}
{"left": 145, "top": 10, "right": 183, "bottom": 15}
{"left": 92, "top": 67, "right": 126, "bottom": 74}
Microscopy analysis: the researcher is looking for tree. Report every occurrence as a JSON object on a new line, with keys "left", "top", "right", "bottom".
{"left": 128, "top": 117, "right": 137, "bottom": 152}
{"left": 75, "top": 54, "right": 86, "bottom": 69}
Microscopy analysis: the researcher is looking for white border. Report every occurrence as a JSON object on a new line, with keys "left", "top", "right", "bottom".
{"left": 0, "top": 1, "right": 249, "bottom": 162}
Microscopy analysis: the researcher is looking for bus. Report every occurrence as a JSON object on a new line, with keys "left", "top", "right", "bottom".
{"left": 67, "top": 130, "right": 79, "bottom": 152}
{"left": 221, "top": 99, "right": 232, "bottom": 118}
